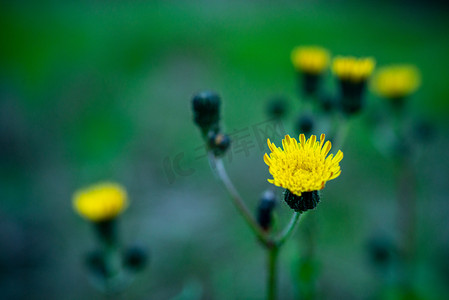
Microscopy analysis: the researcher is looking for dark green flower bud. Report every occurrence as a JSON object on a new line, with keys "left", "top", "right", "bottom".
{"left": 257, "top": 190, "right": 277, "bottom": 230}
{"left": 295, "top": 114, "right": 314, "bottom": 136}
{"left": 208, "top": 132, "right": 231, "bottom": 157}
{"left": 284, "top": 190, "right": 319, "bottom": 213}
{"left": 94, "top": 219, "right": 117, "bottom": 247}
{"left": 301, "top": 73, "right": 321, "bottom": 97}
{"left": 413, "top": 119, "right": 435, "bottom": 143}
{"left": 124, "top": 245, "right": 148, "bottom": 272}
{"left": 319, "top": 94, "right": 336, "bottom": 113}
{"left": 367, "top": 235, "right": 394, "bottom": 268}
{"left": 192, "top": 91, "right": 221, "bottom": 134}
{"left": 338, "top": 80, "right": 366, "bottom": 115}
{"left": 266, "top": 97, "right": 288, "bottom": 119}
{"left": 85, "top": 250, "right": 107, "bottom": 277}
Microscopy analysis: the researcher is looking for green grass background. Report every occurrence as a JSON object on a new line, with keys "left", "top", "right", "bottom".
{"left": 1, "top": 1, "right": 449, "bottom": 299}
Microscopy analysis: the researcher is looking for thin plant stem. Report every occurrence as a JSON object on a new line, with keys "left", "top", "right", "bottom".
{"left": 397, "top": 157, "right": 416, "bottom": 263}
{"left": 276, "top": 212, "right": 301, "bottom": 247}
{"left": 333, "top": 115, "right": 350, "bottom": 150}
{"left": 208, "top": 152, "right": 303, "bottom": 300}
{"left": 210, "top": 153, "right": 270, "bottom": 246}
{"left": 268, "top": 245, "right": 279, "bottom": 300}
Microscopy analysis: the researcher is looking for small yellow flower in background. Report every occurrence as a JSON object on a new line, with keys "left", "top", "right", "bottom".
{"left": 291, "top": 46, "right": 330, "bottom": 74}
{"left": 73, "top": 182, "right": 128, "bottom": 222}
{"left": 332, "top": 56, "right": 376, "bottom": 82}
{"left": 372, "top": 65, "right": 421, "bottom": 99}
{"left": 264, "top": 134, "right": 343, "bottom": 197}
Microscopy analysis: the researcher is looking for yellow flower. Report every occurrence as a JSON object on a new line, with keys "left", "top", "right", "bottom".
{"left": 332, "top": 56, "right": 376, "bottom": 82}
{"left": 372, "top": 65, "right": 421, "bottom": 99}
{"left": 291, "top": 46, "right": 330, "bottom": 74}
{"left": 73, "top": 182, "right": 128, "bottom": 222}
{"left": 264, "top": 134, "right": 343, "bottom": 197}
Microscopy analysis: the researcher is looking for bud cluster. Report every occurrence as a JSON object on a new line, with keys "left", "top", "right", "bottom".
{"left": 192, "top": 91, "right": 231, "bottom": 157}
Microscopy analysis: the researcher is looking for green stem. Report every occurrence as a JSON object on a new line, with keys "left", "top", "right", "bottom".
{"left": 210, "top": 154, "right": 270, "bottom": 247}
{"left": 268, "top": 246, "right": 279, "bottom": 300}
{"left": 396, "top": 158, "right": 416, "bottom": 263}
{"left": 276, "top": 212, "right": 301, "bottom": 247}
{"left": 333, "top": 115, "right": 350, "bottom": 150}
{"left": 209, "top": 153, "right": 303, "bottom": 300}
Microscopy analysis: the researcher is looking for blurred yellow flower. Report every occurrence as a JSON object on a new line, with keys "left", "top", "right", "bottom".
{"left": 291, "top": 46, "right": 330, "bottom": 74}
{"left": 264, "top": 134, "right": 343, "bottom": 197}
{"left": 372, "top": 65, "right": 421, "bottom": 99}
{"left": 332, "top": 56, "right": 376, "bottom": 82}
{"left": 73, "top": 182, "right": 128, "bottom": 222}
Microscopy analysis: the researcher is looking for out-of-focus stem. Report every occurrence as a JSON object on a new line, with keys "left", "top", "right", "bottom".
{"left": 397, "top": 158, "right": 416, "bottom": 263}
{"left": 267, "top": 245, "right": 279, "bottom": 300}
{"left": 333, "top": 115, "right": 350, "bottom": 150}
{"left": 209, "top": 153, "right": 303, "bottom": 300}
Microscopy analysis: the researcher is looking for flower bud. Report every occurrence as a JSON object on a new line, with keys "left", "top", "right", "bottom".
{"left": 124, "top": 245, "right": 148, "bottom": 272}
{"left": 208, "top": 132, "right": 231, "bottom": 157}
{"left": 332, "top": 56, "right": 375, "bottom": 115}
{"left": 94, "top": 219, "right": 117, "bottom": 246}
{"left": 266, "top": 97, "right": 288, "bottom": 119}
{"left": 339, "top": 80, "right": 367, "bottom": 114}
{"left": 413, "top": 119, "right": 435, "bottom": 143}
{"left": 319, "top": 94, "right": 336, "bottom": 113}
{"left": 192, "top": 91, "right": 221, "bottom": 134}
{"left": 284, "top": 190, "right": 320, "bottom": 213}
{"left": 85, "top": 250, "right": 107, "bottom": 278}
{"left": 295, "top": 114, "right": 314, "bottom": 136}
{"left": 257, "top": 190, "right": 277, "bottom": 230}
{"left": 367, "top": 235, "right": 394, "bottom": 268}
{"left": 301, "top": 73, "right": 321, "bottom": 97}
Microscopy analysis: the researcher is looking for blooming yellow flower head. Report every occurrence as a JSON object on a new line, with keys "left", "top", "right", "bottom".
{"left": 372, "top": 65, "right": 421, "bottom": 99}
{"left": 264, "top": 134, "right": 343, "bottom": 197}
{"left": 291, "top": 46, "right": 330, "bottom": 74}
{"left": 332, "top": 56, "right": 376, "bottom": 82}
{"left": 73, "top": 182, "right": 128, "bottom": 222}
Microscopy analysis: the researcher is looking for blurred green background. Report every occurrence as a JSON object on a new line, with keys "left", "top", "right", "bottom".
{"left": 1, "top": 0, "right": 449, "bottom": 299}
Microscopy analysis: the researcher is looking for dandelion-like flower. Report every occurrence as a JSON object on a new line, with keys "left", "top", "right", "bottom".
{"left": 291, "top": 46, "right": 331, "bottom": 97}
{"left": 372, "top": 65, "right": 421, "bottom": 100}
{"left": 73, "top": 182, "right": 128, "bottom": 222}
{"left": 332, "top": 56, "right": 376, "bottom": 114}
{"left": 264, "top": 134, "right": 343, "bottom": 212}
{"left": 291, "top": 46, "right": 330, "bottom": 75}
{"left": 332, "top": 56, "right": 376, "bottom": 83}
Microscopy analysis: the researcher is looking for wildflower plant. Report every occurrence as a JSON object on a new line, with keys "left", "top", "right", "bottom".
{"left": 263, "top": 44, "right": 432, "bottom": 298}
{"left": 370, "top": 64, "right": 427, "bottom": 269}
{"left": 372, "top": 65, "right": 421, "bottom": 108}
{"left": 290, "top": 46, "right": 332, "bottom": 138}
{"left": 332, "top": 56, "right": 376, "bottom": 115}
{"left": 192, "top": 91, "right": 343, "bottom": 299}
{"left": 73, "top": 182, "right": 147, "bottom": 294}
{"left": 291, "top": 46, "right": 330, "bottom": 98}
{"left": 265, "top": 134, "right": 343, "bottom": 212}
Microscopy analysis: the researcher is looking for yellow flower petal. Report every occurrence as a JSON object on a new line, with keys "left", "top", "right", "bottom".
{"left": 73, "top": 182, "right": 128, "bottom": 222}
{"left": 291, "top": 46, "right": 330, "bottom": 74}
{"left": 371, "top": 65, "right": 421, "bottom": 99}
{"left": 264, "top": 134, "right": 343, "bottom": 196}
{"left": 332, "top": 56, "right": 376, "bottom": 82}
